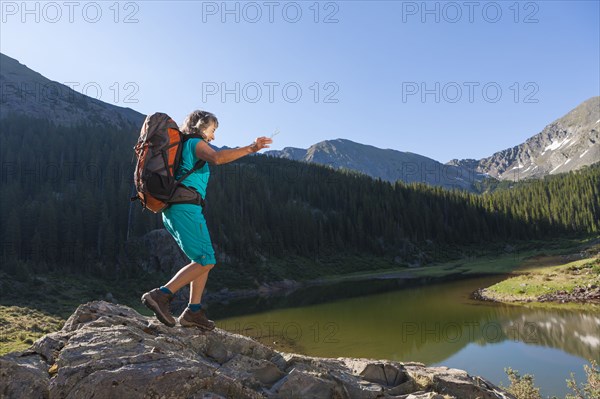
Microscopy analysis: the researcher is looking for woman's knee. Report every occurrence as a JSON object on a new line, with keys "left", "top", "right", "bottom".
{"left": 198, "top": 262, "right": 215, "bottom": 270}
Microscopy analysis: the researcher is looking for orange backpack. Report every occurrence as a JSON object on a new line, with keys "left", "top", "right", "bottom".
{"left": 130, "top": 112, "right": 206, "bottom": 213}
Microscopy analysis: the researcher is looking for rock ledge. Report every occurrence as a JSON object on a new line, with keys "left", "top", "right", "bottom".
{"left": 0, "top": 301, "right": 514, "bottom": 399}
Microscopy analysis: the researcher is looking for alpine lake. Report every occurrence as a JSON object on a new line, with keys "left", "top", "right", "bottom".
{"left": 208, "top": 262, "right": 599, "bottom": 398}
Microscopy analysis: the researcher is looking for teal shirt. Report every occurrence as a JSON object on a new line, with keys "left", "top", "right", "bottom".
{"left": 161, "top": 137, "right": 215, "bottom": 265}
{"left": 175, "top": 137, "right": 210, "bottom": 199}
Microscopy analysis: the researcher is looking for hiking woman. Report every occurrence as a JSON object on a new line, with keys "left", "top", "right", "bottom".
{"left": 141, "top": 110, "right": 273, "bottom": 330}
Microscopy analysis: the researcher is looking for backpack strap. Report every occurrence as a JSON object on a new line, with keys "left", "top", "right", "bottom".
{"left": 182, "top": 133, "right": 205, "bottom": 142}
{"left": 175, "top": 159, "right": 205, "bottom": 183}
{"left": 176, "top": 134, "right": 208, "bottom": 186}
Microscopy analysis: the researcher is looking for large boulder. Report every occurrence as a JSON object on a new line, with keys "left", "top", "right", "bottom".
{"left": 0, "top": 301, "right": 515, "bottom": 399}
{"left": 125, "top": 229, "right": 189, "bottom": 275}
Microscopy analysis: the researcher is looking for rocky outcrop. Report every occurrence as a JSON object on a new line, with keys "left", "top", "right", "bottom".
{"left": 125, "top": 229, "right": 190, "bottom": 276}
{"left": 448, "top": 97, "right": 600, "bottom": 181}
{"left": 537, "top": 285, "right": 600, "bottom": 303}
{"left": 0, "top": 301, "right": 514, "bottom": 399}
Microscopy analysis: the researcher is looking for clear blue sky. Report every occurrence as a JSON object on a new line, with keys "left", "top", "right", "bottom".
{"left": 1, "top": 1, "right": 598, "bottom": 162}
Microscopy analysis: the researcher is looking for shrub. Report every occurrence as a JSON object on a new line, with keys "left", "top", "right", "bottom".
{"left": 502, "top": 368, "right": 541, "bottom": 399}
{"left": 566, "top": 360, "right": 599, "bottom": 399}
{"left": 505, "top": 360, "right": 599, "bottom": 399}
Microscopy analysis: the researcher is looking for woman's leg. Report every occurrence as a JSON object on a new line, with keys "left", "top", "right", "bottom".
{"left": 189, "top": 265, "right": 213, "bottom": 304}
{"left": 164, "top": 262, "right": 214, "bottom": 294}
{"left": 178, "top": 264, "right": 217, "bottom": 330}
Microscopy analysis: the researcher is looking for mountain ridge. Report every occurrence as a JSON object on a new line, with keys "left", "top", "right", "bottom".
{"left": 447, "top": 96, "right": 600, "bottom": 181}
{"left": 265, "top": 97, "right": 599, "bottom": 187}
{"left": 2, "top": 52, "right": 596, "bottom": 188}
{"left": 266, "top": 138, "right": 488, "bottom": 191}
{"left": 0, "top": 53, "right": 144, "bottom": 130}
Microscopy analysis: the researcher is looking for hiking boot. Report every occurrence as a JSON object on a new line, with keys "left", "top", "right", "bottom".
{"left": 178, "top": 307, "right": 215, "bottom": 331}
{"left": 141, "top": 288, "right": 176, "bottom": 327}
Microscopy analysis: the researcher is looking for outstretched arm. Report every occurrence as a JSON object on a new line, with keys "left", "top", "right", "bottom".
{"left": 195, "top": 137, "right": 273, "bottom": 165}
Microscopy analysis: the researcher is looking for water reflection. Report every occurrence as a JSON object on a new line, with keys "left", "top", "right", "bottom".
{"left": 497, "top": 308, "right": 600, "bottom": 362}
{"left": 212, "top": 276, "right": 600, "bottom": 363}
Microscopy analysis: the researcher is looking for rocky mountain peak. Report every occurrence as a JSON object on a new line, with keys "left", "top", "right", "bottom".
{"left": 451, "top": 97, "right": 599, "bottom": 181}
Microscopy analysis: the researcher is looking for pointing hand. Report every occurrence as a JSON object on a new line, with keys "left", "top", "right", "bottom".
{"left": 250, "top": 137, "right": 273, "bottom": 153}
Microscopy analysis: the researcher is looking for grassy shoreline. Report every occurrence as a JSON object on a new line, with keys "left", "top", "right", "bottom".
{"left": 476, "top": 254, "right": 600, "bottom": 308}
{"left": 315, "top": 236, "right": 599, "bottom": 282}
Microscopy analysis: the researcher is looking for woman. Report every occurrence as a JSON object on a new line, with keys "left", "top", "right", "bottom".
{"left": 141, "top": 110, "right": 273, "bottom": 330}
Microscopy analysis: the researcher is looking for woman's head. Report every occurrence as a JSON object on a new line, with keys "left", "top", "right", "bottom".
{"left": 180, "top": 110, "right": 219, "bottom": 142}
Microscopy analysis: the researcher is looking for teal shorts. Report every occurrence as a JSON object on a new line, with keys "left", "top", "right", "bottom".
{"left": 161, "top": 204, "right": 216, "bottom": 267}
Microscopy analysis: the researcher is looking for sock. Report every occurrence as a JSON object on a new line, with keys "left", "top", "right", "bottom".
{"left": 159, "top": 286, "right": 173, "bottom": 295}
{"left": 188, "top": 303, "right": 202, "bottom": 312}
